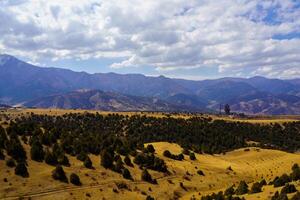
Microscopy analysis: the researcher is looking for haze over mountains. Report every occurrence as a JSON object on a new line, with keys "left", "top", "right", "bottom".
{"left": 1, "top": 54, "right": 300, "bottom": 114}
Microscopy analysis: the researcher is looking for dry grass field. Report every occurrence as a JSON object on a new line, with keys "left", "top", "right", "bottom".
{"left": 1, "top": 141, "right": 300, "bottom": 200}
{"left": 1, "top": 108, "right": 300, "bottom": 124}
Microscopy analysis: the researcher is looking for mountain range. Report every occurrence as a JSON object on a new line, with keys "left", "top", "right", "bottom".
{"left": 1, "top": 54, "right": 300, "bottom": 114}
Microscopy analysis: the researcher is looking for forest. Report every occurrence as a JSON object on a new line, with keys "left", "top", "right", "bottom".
{"left": 1, "top": 112, "right": 300, "bottom": 182}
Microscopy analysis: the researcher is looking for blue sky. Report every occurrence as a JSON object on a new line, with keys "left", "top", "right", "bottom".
{"left": 1, "top": 0, "right": 300, "bottom": 80}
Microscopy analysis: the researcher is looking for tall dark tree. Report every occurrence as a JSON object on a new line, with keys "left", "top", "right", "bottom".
{"left": 30, "top": 141, "right": 44, "bottom": 162}
{"left": 52, "top": 165, "right": 68, "bottom": 183}
{"left": 15, "top": 162, "right": 29, "bottom": 178}
{"left": 224, "top": 104, "right": 231, "bottom": 115}
{"left": 100, "top": 149, "right": 114, "bottom": 169}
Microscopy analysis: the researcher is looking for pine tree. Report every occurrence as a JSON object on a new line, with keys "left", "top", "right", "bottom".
{"left": 52, "top": 165, "right": 68, "bottom": 183}
{"left": 15, "top": 162, "right": 29, "bottom": 178}
{"left": 236, "top": 181, "right": 248, "bottom": 195}
{"left": 70, "top": 173, "right": 81, "bottom": 186}
{"left": 30, "top": 141, "right": 44, "bottom": 162}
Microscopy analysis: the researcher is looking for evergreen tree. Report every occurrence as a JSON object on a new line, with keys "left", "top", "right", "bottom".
{"left": 70, "top": 173, "right": 81, "bottom": 186}
{"left": 124, "top": 155, "right": 133, "bottom": 167}
{"left": 15, "top": 162, "right": 29, "bottom": 178}
{"left": 52, "top": 165, "right": 68, "bottom": 183}
{"left": 146, "top": 144, "right": 155, "bottom": 154}
{"left": 30, "top": 141, "right": 44, "bottom": 162}
{"left": 6, "top": 158, "right": 16, "bottom": 167}
{"left": 45, "top": 149, "right": 57, "bottom": 166}
{"left": 122, "top": 168, "right": 132, "bottom": 180}
{"left": 224, "top": 104, "right": 231, "bottom": 115}
{"left": 100, "top": 149, "right": 114, "bottom": 169}
{"left": 84, "top": 156, "right": 93, "bottom": 169}
{"left": 250, "top": 182, "right": 262, "bottom": 194}
{"left": 189, "top": 152, "right": 196, "bottom": 160}
{"left": 235, "top": 181, "right": 248, "bottom": 195}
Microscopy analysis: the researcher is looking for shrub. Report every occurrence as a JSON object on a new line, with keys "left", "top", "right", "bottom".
{"left": 6, "top": 158, "right": 16, "bottom": 167}
{"left": 84, "top": 156, "right": 93, "bottom": 169}
{"left": 197, "top": 170, "right": 205, "bottom": 176}
{"left": 281, "top": 183, "right": 297, "bottom": 194}
{"left": 189, "top": 152, "right": 196, "bottom": 160}
{"left": 163, "top": 150, "right": 184, "bottom": 161}
{"left": 250, "top": 182, "right": 262, "bottom": 194}
{"left": 52, "top": 165, "right": 68, "bottom": 183}
{"left": 235, "top": 181, "right": 248, "bottom": 195}
{"left": 15, "top": 162, "right": 29, "bottom": 178}
{"left": 70, "top": 173, "right": 81, "bottom": 186}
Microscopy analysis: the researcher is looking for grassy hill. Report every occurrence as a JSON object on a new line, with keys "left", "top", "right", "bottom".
{"left": 1, "top": 142, "right": 300, "bottom": 200}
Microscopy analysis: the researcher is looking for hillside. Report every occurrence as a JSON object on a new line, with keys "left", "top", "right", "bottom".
{"left": 2, "top": 142, "right": 300, "bottom": 200}
{"left": 24, "top": 89, "right": 199, "bottom": 112}
{"left": 1, "top": 54, "right": 300, "bottom": 114}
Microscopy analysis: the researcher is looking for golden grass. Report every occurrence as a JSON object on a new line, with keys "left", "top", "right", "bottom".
{"left": 2, "top": 108, "right": 300, "bottom": 124}
{"left": 1, "top": 142, "right": 300, "bottom": 199}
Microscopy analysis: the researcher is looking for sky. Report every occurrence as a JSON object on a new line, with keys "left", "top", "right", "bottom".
{"left": 0, "top": 0, "right": 300, "bottom": 80}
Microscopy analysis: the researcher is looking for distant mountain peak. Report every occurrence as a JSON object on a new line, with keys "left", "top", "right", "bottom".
{"left": 0, "top": 54, "right": 16, "bottom": 65}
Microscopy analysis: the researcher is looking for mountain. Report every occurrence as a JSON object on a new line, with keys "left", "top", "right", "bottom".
{"left": 24, "top": 89, "right": 199, "bottom": 112}
{"left": 1, "top": 54, "right": 300, "bottom": 114}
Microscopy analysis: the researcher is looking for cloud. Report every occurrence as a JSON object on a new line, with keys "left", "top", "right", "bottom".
{"left": 0, "top": 0, "right": 300, "bottom": 78}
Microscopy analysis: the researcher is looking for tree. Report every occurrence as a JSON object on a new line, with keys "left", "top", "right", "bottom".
{"left": 141, "top": 169, "right": 153, "bottom": 183}
{"left": 224, "top": 104, "right": 231, "bottom": 115}
{"left": 57, "top": 154, "right": 70, "bottom": 167}
{"left": 76, "top": 151, "right": 87, "bottom": 161}
{"left": 70, "top": 173, "right": 81, "bottom": 186}
{"left": 100, "top": 149, "right": 113, "bottom": 169}
{"left": 281, "top": 183, "right": 297, "bottom": 194}
{"left": 291, "top": 192, "right": 300, "bottom": 200}
{"left": 224, "top": 185, "right": 235, "bottom": 196}
{"left": 189, "top": 152, "right": 196, "bottom": 160}
{"left": 15, "top": 162, "right": 29, "bottom": 178}
{"left": 0, "top": 149, "right": 5, "bottom": 160}
{"left": 6, "top": 158, "right": 16, "bottom": 167}
{"left": 30, "top": 141, "right": 44, "bottom": 162}
{"left": 146, "top": 144, "right": 155, "bottom": 154}
{"left": 273, "top": 174, "right": 290, "bottom": 187}
{"left": 52, "top": 165, "right": 68, "bottom": 183}
{"left": 235, "top": 181, "right": 248, "bottom": 195}
{"left": 250, "top": 182, "right": 262, "bottom": 194}
{"left": 45, "top": 150, "right": 57, "bottom": 166}
{"left": 124, "top": 155, "right": 133, "bottom": 167}
{"left": 163, "top": 150, "right": 171, "bottom": 158}
{"left": 291, "top": 166, "right": 300, "bottom": 181}
{"left": 84, "top": 156, "right": 93, "bottom": 169}
{"left": 122, "top": 168, "right": 132, "bottom": 180}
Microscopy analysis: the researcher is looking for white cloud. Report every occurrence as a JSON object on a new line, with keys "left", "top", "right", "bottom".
{"left": 0, "top": 0, "right": 300, "bottom": 78}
